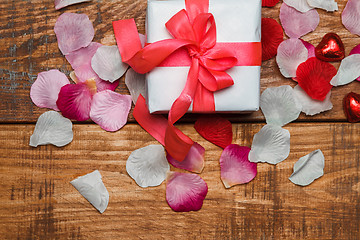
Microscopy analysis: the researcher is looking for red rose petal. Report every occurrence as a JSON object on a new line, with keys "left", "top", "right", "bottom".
{"left": 56, "top": 80, "right": 96, "bottom": 121}
{"left": 296, "top": 57, "right": 337, "bottom": 101}
{"left": 261, "top": 18, "right": 284, "bottom": 61}
{"left": 262, "top": 0, "right": 280, "bottom": 7}
{"left": 194, "top": 115, "right": 232, "bottom": 149}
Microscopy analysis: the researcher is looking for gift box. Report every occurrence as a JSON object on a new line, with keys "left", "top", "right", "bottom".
{"left": 146, "top": 0, "right": 262, "bottom": 114}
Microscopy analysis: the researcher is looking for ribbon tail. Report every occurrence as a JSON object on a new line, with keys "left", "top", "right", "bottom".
{"left": 164, "top": 58, "right": 200, "bottom": 161}
{"left": 133, "top": 95, "right": 168, "bottom": 146}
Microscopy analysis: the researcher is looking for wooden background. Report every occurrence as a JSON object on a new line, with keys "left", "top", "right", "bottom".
{"left": 0, "top": 0, "right": 359, "bottom": 239}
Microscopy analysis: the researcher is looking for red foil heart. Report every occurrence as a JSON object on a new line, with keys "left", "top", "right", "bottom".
{"left": 343, "top": 92, "right": 360, "bottom": 123}
{"left": 315, "top": 33, "right": 345, "bottom": 62}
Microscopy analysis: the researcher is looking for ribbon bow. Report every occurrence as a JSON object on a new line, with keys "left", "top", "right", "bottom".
{"left": 113, "top": 0, "right": 261, "bottom": 161}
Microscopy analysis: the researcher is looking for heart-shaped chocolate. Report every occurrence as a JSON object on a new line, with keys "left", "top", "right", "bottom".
{"left": 343, "top": 92, "right": 360, "bottom": 123}
{"left": 315, "top": 33, "right": 345, "bottom": 62}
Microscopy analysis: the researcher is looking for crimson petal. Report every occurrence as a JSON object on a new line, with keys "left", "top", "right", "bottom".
{"left": 296, "top": 57, "right": 336, "bottom": 101}
{"left": 261, "top": 18, "right": 284, "bottom": 61}
{"left": 56, "top": 81, "right": 95, "bottom": 121}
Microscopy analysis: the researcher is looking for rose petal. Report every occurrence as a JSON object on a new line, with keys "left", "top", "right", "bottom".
{"left": 139, "top": 33, "right": 146, "bottom": 48}
{"left": 249, "top": 124, "right": 290, "bottom": 165}
{"left": 55, "top": 0, "right": 91, "bottom": 10}
{"left": 276, "top": 38, "right": 308, "bottom": 78}
{"left": 301, "top": 39, "right": 316, "bottom": 58}
{"left": 30, "top": 70, "right": 70, "bottom": 111}
{"left": 280, "top": 3, "right": 319, "bottom": 38}
{"left": 70, "top": 170, "right": 109, "bottom": 213}
{"left": 167, "top": 142, "right": 205, "bottom": 174}
{"left": 307, "top": 0, "right": 338, "bottom": 12}
{"left": 30, "top": 111, "right": 73, "bottom": 147}
{"left": 289, "top": 149, "right": 325, "bottom": 186}
{"left": 166, "top": 172, "right": 208, "bottom": 212}
{"left": 90, "top": 90, "right": 132, "bottom": 132}
{"left": 65, "top": 42, "right": 102, "bottom": 70}
{"left": 261, "top": 18, "right": 284, "bottom": 61}
{"left": 293, "top": 85, "right": 333, "bottom": 116}
{"left": 125, "top": 68, "right": 146, "bottom": 105}
{"left": 56, "top": 80, "right": 96, "bottom": 121}
{"left": 330, "top": 54, "right": 360, "bottom": 86}
{"left": 74, "top": 65, "right": 119, "bottom": 92}
{"left": 54, "top": 13, "right": 94, "bottom": 55}
{"left": 262, "top": 0, "right": 280, "bottom": 7}
{"left": 194, "top": 115, "right": 232, "bottom": 149}
{"left": 91, "top": 45, "right": 128, "bottom": 83}
{"left": 220, "top": 145, "right": 257, "bottom": 188}
{"left": 260, "top": 85, "right": 302, "bottom": 126}
{"left": 297, "top": 57, "right": 336, "bottom": 100}
{"left": 283, "top": 0, "right": 313, "bottom": 12}
{"left": 126, "top": 145, "right": 170, "bottom": 188}
{"left": 342, "top": 0, "right": 360, "bottom": 36}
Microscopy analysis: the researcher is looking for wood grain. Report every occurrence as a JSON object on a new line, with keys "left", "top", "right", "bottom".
{"left": 0, "top": 0, "right": 359, "bottom": 123}
{"left": 0, "top": 123, "right": 359, "bottom": 239}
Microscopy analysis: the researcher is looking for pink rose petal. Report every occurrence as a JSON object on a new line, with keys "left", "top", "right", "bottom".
{"left": 283, "top": 0, "right": 313, "bottom": 12}
{"left": 349, "top": 44, "right": 360, "bottom": 81}
{"left": 30, "top": 70, "right": 70, "bottom": 111}
{"left": 342, "top": 0, "right": 360, "bottom": 36}
{"left": 280, "top": 3, "right": 319, "bottom": 38}
{"left": 66, "top": 42, "right": 102, "bottom": 70}
{"left": 276, "top": 38, "right": 308, "bottom": 78}
{"left": 301, "top": 39, "right": 316, "bottom": 58}
{"left": 90, "top": 90, "right": 132, "bottom": 132}
{"left": 54, "top": 0, "right": 91, "bottom": 10}
{"left": 56, "top": 80, "right": 96, "bottom": 121}
{"left": 307, "top": 0, "right": 338, "bottom": 12}
{"left": 167, "top": 142, "right": 205, "bottom": 174}
{"left": 74, "top": 65, "right": 119, "bottom": 92}
{"left": 220, "top": 145, "right": 257, "bottom": 188}
{"left": 54, "top": 13, "right": 94, "bottom": 55}
{"left": 166, "top": 172, "right": 208, "bottom": 212}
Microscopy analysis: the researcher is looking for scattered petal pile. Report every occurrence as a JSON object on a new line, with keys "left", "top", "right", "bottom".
{"left": 126, "top": 145, "right": 170, "bottom": 188}
{"left": 30, "top": 111, "right": 73, "bottom": 147}
{"left": 166, "top": 172, "right": 208, "bottom": 212}
{"left": 220, "top": 145, "right": 257, "bottom": 188}
{"left": 289, "top": 149, "right": 325, "bottom": 186}
{"left": 71, "top": 170, "right": 109, "bottom": 213}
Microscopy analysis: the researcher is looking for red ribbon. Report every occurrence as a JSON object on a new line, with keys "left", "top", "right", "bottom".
{"left": 113, "top": 0, "right": 261, "bottom": 161}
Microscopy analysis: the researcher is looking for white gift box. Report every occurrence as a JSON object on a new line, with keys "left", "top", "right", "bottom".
{"left": 146, "top": 0, "right": 261, "bottom": 113}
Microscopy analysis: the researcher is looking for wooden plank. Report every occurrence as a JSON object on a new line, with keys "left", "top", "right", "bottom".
{"left": 0, "top": 123, "right": 359, "bottom": 239}
{"left": 0, "top": 0, "right": 360, "bottom": 123}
